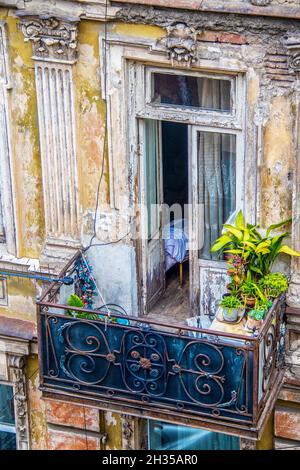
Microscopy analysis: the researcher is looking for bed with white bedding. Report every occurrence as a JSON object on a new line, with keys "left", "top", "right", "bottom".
{"left": 163, "top": 218, "right": 189, "bottom": 272}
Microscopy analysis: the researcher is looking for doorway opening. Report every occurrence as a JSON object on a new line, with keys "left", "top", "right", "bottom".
{"left": 146, "top": 120, "right": 191, "bottom": 323}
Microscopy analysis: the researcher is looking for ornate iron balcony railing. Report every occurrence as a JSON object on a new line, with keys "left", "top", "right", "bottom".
{"left": 37, "top": 252, "right": 286, "bottom": 439}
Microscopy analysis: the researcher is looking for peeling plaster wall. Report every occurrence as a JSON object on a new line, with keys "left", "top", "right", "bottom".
{"left": 0, "top": 10, "right": 44, "bottom": 259}
{"left": 261, "top": 95, "right": 293, "bottom": 227}
{"left": 75, "top": 20, "right": 108, "bottom": 236}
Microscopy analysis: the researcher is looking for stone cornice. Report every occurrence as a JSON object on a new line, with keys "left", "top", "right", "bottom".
{"left": 114, "top": 1, "right": 300, "bottom": 20}
{"left": 0, "top": 0, "right": 300, "bottom": 21}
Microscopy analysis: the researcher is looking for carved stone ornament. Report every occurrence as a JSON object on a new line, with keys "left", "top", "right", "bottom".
{"left": 19, "top": 16, "right": 79, "bottom": 63}
{"left": 249, "top": 0, "right": 272, "bottom": 6}
{"left": 121, "top": 414, "right": 134, "bottom": 450}
{"left": 286, "top": 36, "right": 300, "bottom": 73}
{"left": 8, "top": 354, "right": 30, "bottom": 450}
{"left": 162, "top": 23, "right": 198, "bottom": 66}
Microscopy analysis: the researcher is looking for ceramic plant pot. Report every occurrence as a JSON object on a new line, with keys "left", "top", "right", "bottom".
{"left": 222, "top": 307, "right": 239, "bottom": 323}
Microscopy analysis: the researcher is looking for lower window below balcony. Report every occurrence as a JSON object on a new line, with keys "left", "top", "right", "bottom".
{"left": 148, "top": 420, "right": 240, "bottom": 450}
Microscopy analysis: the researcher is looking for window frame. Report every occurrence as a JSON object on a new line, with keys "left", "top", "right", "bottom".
{"left": 142, "top": 66, "right": 244, "bottom": 130}
{"left": 148, "top": 68, "right": 235, "bottom": 115}
{"left": 190, "top": 125, "right": 244, "bottom": 260}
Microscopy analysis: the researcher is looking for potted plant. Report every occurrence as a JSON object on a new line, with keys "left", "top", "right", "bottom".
{"left": 211, "top": 210, "right": 300, "bottom": 281}
{"left": 219, "top": 295, "right": 244, "bottom": 323}
{"left": 246, "top": 298, "right": 272, "bottom": 332}
{"left": 258, "top": 272, "right": 288, "bottom": 299}
{"left": 67, "top": 294, "right": 98, "bottom": 320}
{"left": 239, "top": 280, "right": 257, "bottom": 308}
{"left": 246, "top": 308, "right": 265, "bottom": 331}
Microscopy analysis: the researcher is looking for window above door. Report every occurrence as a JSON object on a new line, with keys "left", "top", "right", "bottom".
{"left": 141, "top": 67, "right": 243, "bottom": 128}
{"left": 151, "top": 72, "right": 232, "bottom": 113}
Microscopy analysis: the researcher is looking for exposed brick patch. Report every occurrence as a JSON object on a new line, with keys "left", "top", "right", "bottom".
{"left": 46, "top": 400, "right": 100, "bottom": 432}
{"left": 264, "top": 49, "right": 295, "bottom": 87}
{"left": 48, "top": 428, "right": 100, "bottom": 450}
{"left": 275, "top": 407, "right": 300, "bottom": 441}
{"left": 199, "top": 31, "right": 247, "bottom": 45}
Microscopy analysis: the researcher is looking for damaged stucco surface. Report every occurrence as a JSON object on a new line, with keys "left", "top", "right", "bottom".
{"left": 0, "top": 2, "right": 299, "bottom": 449}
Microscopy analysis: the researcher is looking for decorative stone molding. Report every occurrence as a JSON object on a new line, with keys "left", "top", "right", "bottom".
{"left": 286, "top": 36, "right": 300, "bottom": 73}
{"left": 249, "top": 0, "right": 272, "bottom": 6}
{"left": 286, "top": 36, "right": 300, "bottom": 309}
{"left": 160, "top": 23, "right": 198, "bottom": 66}
{"left": 0, "top": 318, "right": 33, "bottom": 449}
{"left": 35, "top": 62, "right": 79, "bottom": 246}
{"left": 240, "top": 438, "right": 256, "bottom": 450}
{"left": 121, "top": 414, "right": 135, "bottom": 450}
{"left": 8, "top": 355, "right": 30, "bottom": 450}
{"left": 19, "top": 15, "right": 80, "bottom": 262}
{"left": 18, "top": 16, "right": 79, "bottom": 64}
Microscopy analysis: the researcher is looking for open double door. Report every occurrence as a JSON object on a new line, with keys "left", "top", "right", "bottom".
{"left": 139, "top": 118, "right": 239, "bottom": 318}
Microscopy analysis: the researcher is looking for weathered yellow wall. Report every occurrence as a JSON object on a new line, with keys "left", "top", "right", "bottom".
{"left": 0, "top": 10, "right": 44, "bottom": 259}
{"left": 75, "top": 20, "right": 108, "bottom": 234}
{"left": 0, "top": 10, "right": 296, "bottom": 450}
{"left": 261, "top": 95, "right": 293, "bottom": 227}
{"left": 26, "top": 355, "right": 49, "bottom": 450}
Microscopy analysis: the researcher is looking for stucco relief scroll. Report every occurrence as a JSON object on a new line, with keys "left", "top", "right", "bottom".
{"left": 19, "top": 16, "right": 78, "bottom": 63}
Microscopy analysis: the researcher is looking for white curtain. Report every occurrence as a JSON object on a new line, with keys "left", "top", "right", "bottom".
{"left": 198, "top": 79, "right": 236, "bottom": 259}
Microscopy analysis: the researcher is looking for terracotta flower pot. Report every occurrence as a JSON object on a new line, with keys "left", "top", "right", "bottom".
{"left": 244, "top": 297, "right": 256, "bottom": 308}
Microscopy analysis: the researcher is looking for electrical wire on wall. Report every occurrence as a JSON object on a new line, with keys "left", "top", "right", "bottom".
{"left": 84, "top": 0, "right": 129, "bottom": 254}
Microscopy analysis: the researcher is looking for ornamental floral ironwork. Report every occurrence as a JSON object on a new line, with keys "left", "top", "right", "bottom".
{"left": 37, "top": 251, "right": 286, "bottom": 439}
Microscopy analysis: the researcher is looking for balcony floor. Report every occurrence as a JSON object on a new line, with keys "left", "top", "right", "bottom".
{"left": 146, "top": 262, "right": 191, "bottom": 325}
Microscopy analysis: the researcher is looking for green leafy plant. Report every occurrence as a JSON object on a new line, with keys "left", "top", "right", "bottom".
{"left": 211, "top": 210, "right": 300, "bottom": 280}
{"left": 248, "top": 309, "right": 265, "bottom": 322}
{"left": 220, "top": 295, "right": 243, "bottom": 309}
{"left": 67, "top": 294, "right": 99, "bottom": 320}
{"left": 258, "top": 272, "right": 288, "bottom": 299}
{"left": 240, "top": 280, "right": 266, "bottom": 300}
{"left": 248, "top": 297, "right": 272, "bottom": 321}
{"left": 240, "top": 280, "right": 257, "bottom": 298}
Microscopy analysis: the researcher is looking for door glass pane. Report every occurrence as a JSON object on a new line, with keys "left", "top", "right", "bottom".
{"left": 145, "top": 120, "right": 159, "bottom": 239}
{"left": 0, "top": 428, "right": 17, "bottom": 450}
{"left": 148, "top": 420, "right": 239, "bottom": 450}
{"left": 198, "top": 131, "right": 236, "bottom": 260}
{"left": 152, "top": 73, "right": 231, "bottom": 112}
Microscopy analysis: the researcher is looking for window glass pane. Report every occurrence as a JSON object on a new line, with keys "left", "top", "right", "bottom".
{"left": 152, "top": 73, "right": 231, "bottom": 112}
{"left": 0, "top": 430, "right": 17, "bottom": 450}
{"left": 198, "top": 131, "right": 236, "bottom": 260}
{"left": 0, "top": 385, "right": 16, "bottom": 450}
{"left": 145, "top": 120, "right": 159, "bottom": 239}
{"left": 148, "top": 420, "right": 239, "bottom": 450}
{"left": 0, "top": 384, "right": 15, "bottom": 426}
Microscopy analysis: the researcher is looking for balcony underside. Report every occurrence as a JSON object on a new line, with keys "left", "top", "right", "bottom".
{"left": 41, "top": 370, "right": 284, "bottom": 440}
